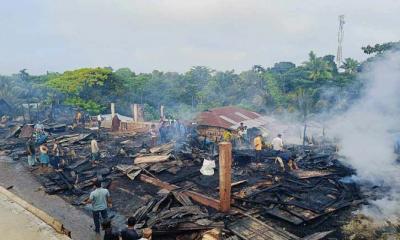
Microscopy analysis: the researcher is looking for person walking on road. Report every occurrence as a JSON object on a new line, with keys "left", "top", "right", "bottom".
{"left": 85, "top": 180, "right": 112, "bottom": 233}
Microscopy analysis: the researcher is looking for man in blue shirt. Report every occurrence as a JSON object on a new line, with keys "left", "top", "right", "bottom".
{"left": 85, "top": 180, "right": 112, "bottom": 233}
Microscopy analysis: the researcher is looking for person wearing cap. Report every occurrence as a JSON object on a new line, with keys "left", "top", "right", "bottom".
{"left": 120, "top": 216, "right": 140, "bottom": 240}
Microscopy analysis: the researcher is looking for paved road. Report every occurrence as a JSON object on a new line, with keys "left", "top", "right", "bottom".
{"left": 0, "top": 190, "right": 70, "bottom": 240}
{"left": 0, "top": 156, "right": 100, "bottom": 240}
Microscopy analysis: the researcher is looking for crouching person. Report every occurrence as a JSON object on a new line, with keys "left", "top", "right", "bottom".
{"left": 85, "top": 180, "right": 112, "bottom": 234}
{"left": 275, "top": 151, "right": 299, "bottom": 172}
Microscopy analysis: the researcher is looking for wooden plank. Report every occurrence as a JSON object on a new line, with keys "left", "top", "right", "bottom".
{"left": 290, "top": 170, "right": 333, "bottom": 179}
{"left": 150, "top": 142, "right": 175, "bottom": 154}
{"left": 134, "top": 154, "right": 170, "bottom": 164}
{"left": 263, "top": 207, "right": 304, "bottom": 225}
{"left": 219, "top": 142, "right": 232, "bottom": 212}
{"left": 185, "top": 191, "right": 220, "bottom": 210}
{"left": 138, "top": 174, "right": 220, "bottom": 210}
{"left": 216, "top": 180, "right": 247, "bottom": 190}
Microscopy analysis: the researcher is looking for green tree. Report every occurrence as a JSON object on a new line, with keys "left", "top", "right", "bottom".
{"left": 340, "top": 58, "right": 360, "bottom": 74}
{"left": 46, "top": 68, "right": 116, "bottom": 114}
{"left": 303, "top": 51, "right": 333, "bottom": 82}
{"left": 362, "top": 41, "right": 400, "bottom": 55}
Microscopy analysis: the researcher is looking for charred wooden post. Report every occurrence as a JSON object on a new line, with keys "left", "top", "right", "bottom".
{"left": 139, "top": 174, "right": 220, "bottom": 209}
{"left": 219, "top": 142, "right": 232, "bottom": 212}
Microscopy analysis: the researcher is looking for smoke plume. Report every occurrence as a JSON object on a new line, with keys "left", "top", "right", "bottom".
{"left": 329, "top": 50, "right": 400, "bottom": 221}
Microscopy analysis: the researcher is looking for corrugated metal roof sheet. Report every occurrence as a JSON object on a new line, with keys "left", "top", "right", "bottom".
{"left": 101, "top": 113, "right": 133, "bottom": 122}
{"left": 195, "top": 106, "right": 264, "bottom": 130}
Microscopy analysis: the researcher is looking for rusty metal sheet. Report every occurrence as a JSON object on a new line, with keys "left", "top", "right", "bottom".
{"left": 228, "top": 217, "right": 299, "bottom": 240}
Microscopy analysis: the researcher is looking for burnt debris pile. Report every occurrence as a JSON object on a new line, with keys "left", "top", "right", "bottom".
{"left": 0, "top": 122, "right": 365, "bottom": 239}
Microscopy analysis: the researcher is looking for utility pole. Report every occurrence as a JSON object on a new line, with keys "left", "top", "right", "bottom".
{"left": 336, "top": 15, "right": 345, "bottom": 68}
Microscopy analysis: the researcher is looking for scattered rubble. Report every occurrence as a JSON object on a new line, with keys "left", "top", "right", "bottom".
{"left": 0, "top": 121, "right": 368, "bottom": 239}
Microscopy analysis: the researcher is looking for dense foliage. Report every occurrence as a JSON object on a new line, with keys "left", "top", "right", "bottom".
{"left": 1, "top": 43, "right": 394, "bottom": 120}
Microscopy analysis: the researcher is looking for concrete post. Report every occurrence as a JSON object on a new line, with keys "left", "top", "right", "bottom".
{"left": 133, "top": 104, "right": 138, "bottom": 122}
{"left": 160, "top": 105, "right": 164, "bottom": 120}
{"left": 111, "top": 103, "right": 115, "bottom": 119}
{"left": 219, "top": 142, "right": 232, "bottom": 212}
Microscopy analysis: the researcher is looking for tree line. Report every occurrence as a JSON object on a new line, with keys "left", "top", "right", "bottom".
{"left": 0, "top": 41, "right": 398, "bottom": 121}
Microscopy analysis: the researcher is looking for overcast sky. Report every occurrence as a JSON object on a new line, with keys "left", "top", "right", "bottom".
{"left": 0, "top": 0, "right": 399, "bottom": 75}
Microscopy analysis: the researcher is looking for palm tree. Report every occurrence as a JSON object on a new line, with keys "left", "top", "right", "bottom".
{"left": 303, "top": 51, "right": 333, "bottom": 81}
{"left": 340, "top": 58, "right": 359, "bottom": 74}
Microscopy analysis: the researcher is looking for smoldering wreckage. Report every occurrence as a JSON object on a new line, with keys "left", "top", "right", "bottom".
{"left": 0, "top": 103, "right": 376, "bottom": 240}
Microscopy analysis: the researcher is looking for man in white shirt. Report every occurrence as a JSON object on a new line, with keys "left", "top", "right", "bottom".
{"left": 91, "top": 138, "right": 100, "bottom": 162}
{"left": 97, "top": 114, "right": 103, "bottom": 128}
{"left": 271, "top": 134, "right": 284, "bottom": 151}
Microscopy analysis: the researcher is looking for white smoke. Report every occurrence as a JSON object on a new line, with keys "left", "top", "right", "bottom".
{"left": 329, "top": 51, "right": 400, "bottom": 221}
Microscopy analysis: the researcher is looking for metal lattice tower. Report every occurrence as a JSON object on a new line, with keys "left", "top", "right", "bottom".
{"left": 336, "top": 15, "right": 345, "bottom": 68}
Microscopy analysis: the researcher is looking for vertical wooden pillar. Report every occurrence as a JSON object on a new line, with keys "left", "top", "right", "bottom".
{"left": 111, "top": 103, "right": 115, "bottom": 119}
{"left": 219, "top": 142, "right": 232, "bottom": 212}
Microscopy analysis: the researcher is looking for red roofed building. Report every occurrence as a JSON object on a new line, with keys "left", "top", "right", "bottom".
{"left": 195, "top": 106, "right": 268, "bottom": 141}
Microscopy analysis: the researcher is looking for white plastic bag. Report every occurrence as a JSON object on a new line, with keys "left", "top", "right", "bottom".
{"left": 200, "top": 158, "right": 216, "bottom": 176}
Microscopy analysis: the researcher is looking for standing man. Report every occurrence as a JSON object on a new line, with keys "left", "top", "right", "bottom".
{"left": 85, "top": 180, "right": 112, "bottom": 234}
{"left": 111, "top": 115, "right": 121, "bottom": 132}
{"left": 91, "top": 138, "right": 100, "bottom": 163}
{"left": 26, "top": 137, "right": 36, "bottom": 168}
{"left": 159, "top": 122, "right": 166, "bottom": 144}
{"left": 271, "top": 134, "right": 284, "bottom": 152}
{"left": 223, "top": 130, "right": 232, "bottom": 142}
{"left": 75, "top": 110, "right": 82, "bottom": 126}
{"left": 237, "top": 123, "right": 245, "bottom": 145}
{"left": 243, "top": 126, "right": 248, "bottom": 143}
{"left": 253, "top": 134, "right": 263, "bottom": 162}
{"left": 97, "top": 114, "right": 102, "bottom": 129}
{"left": 149, "top": 124, "right": 157, "bottom": 147}
{"left": 51, "top": 140, "right": 64, "bottom": 171}
{"left": 120, "top": 217, "right": 140, "bottom": 240}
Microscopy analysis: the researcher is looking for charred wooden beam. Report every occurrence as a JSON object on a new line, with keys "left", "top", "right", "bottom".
{"left": 139, "top": 174, "right": 220, "bottom": 210}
